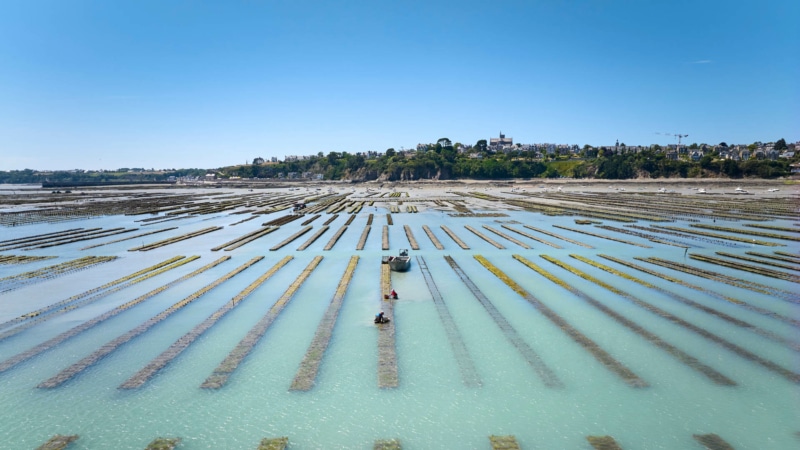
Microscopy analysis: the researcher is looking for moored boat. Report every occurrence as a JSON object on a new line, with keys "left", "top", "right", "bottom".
{"left": 382, "top": 249, "right": 411, "bottom": 272}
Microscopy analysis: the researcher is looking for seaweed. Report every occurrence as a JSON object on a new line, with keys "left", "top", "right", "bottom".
{"left": 692, "top": 433, "right": 734, "bottom": 450}
{"left": 374, "top": 438, "right": 401, "bottom": 450}
{"left": 489, "top": 434, "right": 520, "bottom": 450}
{"left": 586, "top": 435, "right": 622, "bottom": 450}
{"left": 258, "top": 437, "right": 289, "bottom": 450}
{"left": 35, "top": 434, "right": 78, "bottom": 450}
{"left": 145, "top": 437, "right": 181, "bottom": 450}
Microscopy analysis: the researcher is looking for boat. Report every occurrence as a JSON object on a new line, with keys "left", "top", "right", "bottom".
{"left": 698, "top": 188, "right": 707, "bottom": 194}
{"left": 382, "top": 249, "right": 411, "bottom": 272}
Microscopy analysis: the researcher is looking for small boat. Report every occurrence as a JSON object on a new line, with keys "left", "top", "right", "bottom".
{"left": 383, "top": 249, "right": 411, "bottom": 272}
{"left": 698, "top": 188, "right": 707, "bottom": 194}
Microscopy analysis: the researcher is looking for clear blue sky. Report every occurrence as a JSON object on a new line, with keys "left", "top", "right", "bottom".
{"left": 1, "top": 0, "right": 797, "bottom": 171}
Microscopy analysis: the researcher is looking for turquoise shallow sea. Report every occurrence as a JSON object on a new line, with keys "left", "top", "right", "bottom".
{"left": 0, "top": 189, "right": 798, "bottom": 449}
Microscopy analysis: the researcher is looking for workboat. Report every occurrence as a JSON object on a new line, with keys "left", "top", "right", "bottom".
{"left": 382, "top": 249, "right": 411, "bottom": 272}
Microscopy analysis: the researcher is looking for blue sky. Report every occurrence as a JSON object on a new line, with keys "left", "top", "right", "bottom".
{"left": 1, "top": 0, "right": 797, "bottom": 171}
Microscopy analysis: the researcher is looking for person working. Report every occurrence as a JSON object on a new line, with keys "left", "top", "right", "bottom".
{"left": 374, "top": 311, "right": 388, "bottom": 324}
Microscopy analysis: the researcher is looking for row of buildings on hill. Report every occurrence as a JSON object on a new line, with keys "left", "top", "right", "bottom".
{"left": 250, "top": 132, "right": 796, "bottom": 165}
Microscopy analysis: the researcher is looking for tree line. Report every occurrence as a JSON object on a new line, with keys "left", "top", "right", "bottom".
{"left": 225, "top": 144, "right": 794, "bottom": 181}
{"left": 1, "top": 141, "right": 795, "bottom": 184}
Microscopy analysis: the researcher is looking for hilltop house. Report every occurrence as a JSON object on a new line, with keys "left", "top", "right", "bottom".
{"left": 489, "top": 132, "right": 513, "bottom": 151}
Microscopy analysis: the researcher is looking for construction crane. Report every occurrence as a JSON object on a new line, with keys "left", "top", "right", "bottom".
{"left": 656, "top": 132, "right": 689, "bottom": 147}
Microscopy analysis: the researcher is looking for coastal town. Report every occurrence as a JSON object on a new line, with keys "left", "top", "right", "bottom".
{"left": 2, "top": 134, "right": 799, "bottom": 187}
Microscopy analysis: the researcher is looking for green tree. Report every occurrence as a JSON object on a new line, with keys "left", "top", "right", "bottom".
{"left": 543, "top": 166, "right": 560, "bottom": 178}
{"left": 327, "top": 152, "right": 341, "bottom": 165}
{"left": 699, "top": 155, "right": 714, "bottom": 170}
{"left": 721, "top": 159, "right": 741, "bottom": 177}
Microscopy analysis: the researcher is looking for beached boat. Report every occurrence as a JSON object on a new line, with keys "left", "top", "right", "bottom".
{"left": 382, "top": 249, "right": 411, "bottom": 272}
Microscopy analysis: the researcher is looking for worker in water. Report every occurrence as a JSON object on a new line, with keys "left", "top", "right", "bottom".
{"left": 374, "top": 311, "right": 387, "bottom": 323}
{"left": 390, "top": 289, "right": 398, "bottom": 299}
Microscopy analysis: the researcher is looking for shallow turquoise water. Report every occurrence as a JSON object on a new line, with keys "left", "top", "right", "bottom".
{"left": 0, "top": 195, "right": 798, "bottom": 449}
